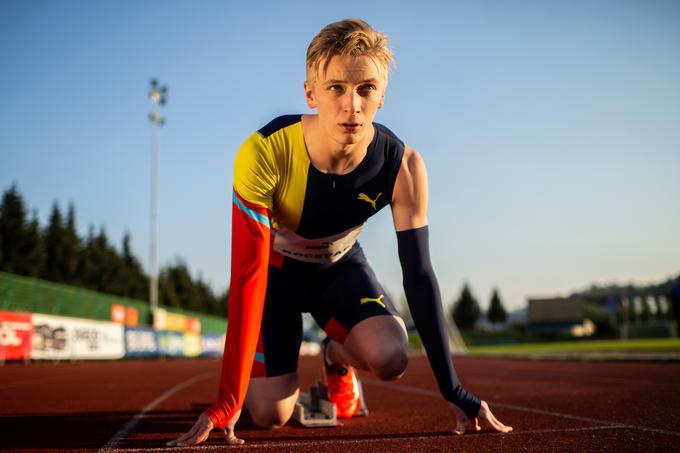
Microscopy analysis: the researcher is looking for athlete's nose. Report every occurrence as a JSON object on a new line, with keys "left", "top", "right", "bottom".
{"left": 343, "top": 90, "right": 361, "bottom": 114}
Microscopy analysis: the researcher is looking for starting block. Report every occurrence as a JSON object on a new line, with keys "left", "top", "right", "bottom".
{"left": 292, "top": 378, "right": 369, "bottom": 427}
{"left": 292, "top": 380, "right": 338, "bottom": 427}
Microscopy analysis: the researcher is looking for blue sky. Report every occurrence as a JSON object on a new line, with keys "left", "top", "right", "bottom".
{"left": 1, "top": 0, "right": 678, "bottom": 311}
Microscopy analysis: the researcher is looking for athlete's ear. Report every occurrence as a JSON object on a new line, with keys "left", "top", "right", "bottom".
{"left": 378, "top": 93, "right": 385, "bottom": 109}
{"left": 304, "top": 81, "right": 317, "bottom": 109}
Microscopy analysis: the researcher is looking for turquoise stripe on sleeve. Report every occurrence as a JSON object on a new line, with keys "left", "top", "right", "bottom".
{"left": 233, "top": 192, "right": 270, "bottom": 228}
{"left": 254, "top": 352, "right": 266, "bottom": 364}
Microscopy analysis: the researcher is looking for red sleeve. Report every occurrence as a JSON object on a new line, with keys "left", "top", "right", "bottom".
{"left": 205, "top": 189, "right": 271, "bottom": 430}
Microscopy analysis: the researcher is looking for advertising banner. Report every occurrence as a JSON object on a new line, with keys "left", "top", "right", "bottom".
{"left": 125, "top": 307, "right": 139, "bottom": 327}
{"left": 165, "top": 312, "right": 187, "bottom": 332}
{"left": 152, "top": 309, "right": 186, "bottom": 332}
{"left": 201, "top": 333, "right": 225, "bottom": 357}
{"left": 124, "top": 327, "right": 158, "bottom": 357}
{"left": 31, "top": 314, "right": 125, "bottom": 360}
{"left": 186, "top": 317, "right": 201, "bottom": 334}
{"left": 153, "top": 308, "right": 167, "bottom": 331}
{"left": 0, "top": 311, "right": 33, "bottom": 361}
{"left": 156, "top": 331, "right": 185, "bottom": 357}
{"left": 183, "top": 333, "right": 202, "bottom": 357}
{"left": 111, "top": 304, "right": 125, "bottom": 324}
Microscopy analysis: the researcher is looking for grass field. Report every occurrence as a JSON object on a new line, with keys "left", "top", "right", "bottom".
{"left": 467, "top": 338, "right": 680, "bottom": 356}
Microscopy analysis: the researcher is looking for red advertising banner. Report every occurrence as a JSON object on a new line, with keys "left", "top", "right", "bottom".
{"left": 186, "top": 317, "right": 201, "bottom": 334}
{"left": 0, "top": 311, "right": 33, "bottom": 360}
{"left": 125, "top": 307, "right": 139, "bottom": 327}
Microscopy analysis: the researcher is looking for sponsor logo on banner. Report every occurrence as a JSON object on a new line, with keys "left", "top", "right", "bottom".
{"left": 125, "top": 307, "right": 139, "bottom": 327}
{"left": 125, "top": 328, "right": 158, "bottom": 357}
{"left": 31, "top": 314, "right": 124, "bottom": 360}
{"left": 186, "top": 317, "right": 201, "bottom": 334}
{"left": 183, "top": 333, "right": 201, "bottom": 357}
{"left": 201, "top": 334, "right": 225, "bottom": 357}
{"left": 153, "top": 309, "right": 167, "bottom": 331}
{"left": 157, "top": 331, "right": 184, "bottom": 357}
{"left": 165, "top": 312, "right": 187, "bottom": 332}
{"left": 0, "top": 311, "right": 33, "bottom": 360}
{"left": 111, "top": 304, "right": 125, "bottom": 324}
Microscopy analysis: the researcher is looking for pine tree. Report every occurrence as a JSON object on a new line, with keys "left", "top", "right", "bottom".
{"left": 62, "top": 203, "right": 81, "bottom": 285}
{"left": 0, "top": 186, "right": 44, "bottom": 276}
{"left": 487, "top": 287, "right": 507, "bottom": 324}
{"left": 20, "top": 210, "right": 45, "bottom": 277}
{"left": 215, "top": 288, "right": 230, "bottom": 318}
{"left": 161, "top": 260, "right": 205, "bottom": 313}
{"left": 0, "top": 184, "right": 28, "bottom": 273}
{"left": 43, "top": 202, "right": 65, "bottom": 282}
{"left": 78, "top": 225, "right": 97, "bottom": 290}
{"left": 451, "top": 282, "right": 481, "bottom": 330}
{"left": 120, "top": 232, "right": 147, "bottom": 300}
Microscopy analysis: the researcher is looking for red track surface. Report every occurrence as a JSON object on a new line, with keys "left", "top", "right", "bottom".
{"left": 2, "top": 356, "right": 679, "bottom": 452}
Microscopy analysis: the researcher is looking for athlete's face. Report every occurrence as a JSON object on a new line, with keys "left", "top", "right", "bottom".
{"left": 305, "top": 55, "right": 386, "bottom": 147}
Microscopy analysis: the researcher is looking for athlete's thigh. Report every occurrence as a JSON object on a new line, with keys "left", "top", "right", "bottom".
{"left": 310, "top": 249, "right": 403, "bottom": 343}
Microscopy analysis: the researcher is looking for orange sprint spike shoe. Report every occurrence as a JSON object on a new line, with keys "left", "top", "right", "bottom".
{"left": 321, "top": 337, "right": 368, "bottom": 419}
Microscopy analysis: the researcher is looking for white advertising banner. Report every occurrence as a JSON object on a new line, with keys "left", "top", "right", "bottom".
{"left": 31, "top": 314, "right": 125, "bottom": 360}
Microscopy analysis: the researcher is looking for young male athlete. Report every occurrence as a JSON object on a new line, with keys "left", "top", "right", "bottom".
{"left": 169, "top": 19, "right": 512, "bottom": 447}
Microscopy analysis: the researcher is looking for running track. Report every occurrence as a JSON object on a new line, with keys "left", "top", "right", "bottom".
{"left": 1, "top": 356, "right": 679, "bottom": 452}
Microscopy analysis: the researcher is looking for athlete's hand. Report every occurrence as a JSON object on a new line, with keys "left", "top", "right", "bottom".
{"left": 167, "top": 409, "right": 243, "bottom": 447}
{"left": 449, "top": 400, "right": 512, "bottom": 435}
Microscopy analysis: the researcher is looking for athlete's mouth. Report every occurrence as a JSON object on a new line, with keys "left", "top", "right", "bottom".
{"left": 340, "top": 122, "right": 361, "bottom": 132}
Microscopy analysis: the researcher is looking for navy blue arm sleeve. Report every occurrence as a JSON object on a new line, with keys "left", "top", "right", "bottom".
{"left": 397, "top": 226, "right": 481, "bottom": 419}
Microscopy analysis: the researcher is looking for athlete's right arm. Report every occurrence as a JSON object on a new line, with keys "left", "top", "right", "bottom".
{"left": 204, "top": 190, "right": 272, "bottom": 429}
{"left": 168, "top": 132, "right": 277, "bottom": 447}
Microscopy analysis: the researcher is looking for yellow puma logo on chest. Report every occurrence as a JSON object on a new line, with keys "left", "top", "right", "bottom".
{"left": 357, "top": 192, "right": 382, "bottom": 211}
{"left": 360, "top": 294, "right": 386, "bottom": 308}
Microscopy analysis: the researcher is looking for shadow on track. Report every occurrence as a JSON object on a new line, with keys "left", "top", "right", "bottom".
{"left": 0, "top": 409, "right": 200, "bottom": 450}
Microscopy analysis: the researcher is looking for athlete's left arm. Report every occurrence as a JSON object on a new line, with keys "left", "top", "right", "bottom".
{"left": 391, "top": 147, "right": 479, "bottom": 416}
{"left": 391, "top": 147, "right": 512, "bottom": 434}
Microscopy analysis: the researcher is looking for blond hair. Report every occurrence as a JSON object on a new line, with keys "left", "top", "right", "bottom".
{"left": 306, "top": 19, "right": 394, "bottom": 83}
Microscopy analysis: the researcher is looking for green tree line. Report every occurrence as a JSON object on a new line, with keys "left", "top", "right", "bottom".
{"left": 0, "top": 184, "right": 228, "bottom": 317}
{"left": 451, "top": 283, "right": 507, "bottom": 331}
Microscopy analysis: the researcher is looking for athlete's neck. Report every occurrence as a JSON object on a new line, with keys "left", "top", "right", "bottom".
{"left": 301, "top": 115, "right": 374, "bottom": 175}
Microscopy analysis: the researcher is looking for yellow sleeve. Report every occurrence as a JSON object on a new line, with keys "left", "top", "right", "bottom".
{"left": 233, "top": 132, "right": 278, "bottom": 211}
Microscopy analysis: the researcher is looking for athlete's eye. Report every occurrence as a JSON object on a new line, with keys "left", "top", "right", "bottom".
{"left": 328, "top": 85, "right": 344, "bottom": 93}
{"left": 357, "top": 85, "right": 376, "bottom": 96}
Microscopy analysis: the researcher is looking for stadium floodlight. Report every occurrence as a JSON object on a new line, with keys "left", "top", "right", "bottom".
{"left": 148, "top": 78, "right": 168, "bottom": 323}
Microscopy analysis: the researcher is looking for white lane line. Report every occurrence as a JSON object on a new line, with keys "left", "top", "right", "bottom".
{"left": 362, "top": 379, "right": 680, "bottom": 437}
{"left": 107, "top": 425, "right": 631, "bottom": 451}
{"left": 99, "top": 372, "right": 213, "bottom": 452}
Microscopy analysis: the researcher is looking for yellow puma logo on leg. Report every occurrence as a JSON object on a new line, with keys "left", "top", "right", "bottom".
{"left": 360, "top": 294, "right": 385, "bottom": 308}
{"left": 357, "top": 192, "right": 382, "bottom": 211}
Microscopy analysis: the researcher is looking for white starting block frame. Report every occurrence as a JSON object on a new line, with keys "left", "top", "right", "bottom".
{"left": 292, "top": 380, "right": 338, "bottom": 427}
{"left": 292, "top": 378, "right": 369, "bottom": 427}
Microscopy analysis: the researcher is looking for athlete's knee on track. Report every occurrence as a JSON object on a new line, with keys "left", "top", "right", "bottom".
{"left": 369, "top": 343, "right": 408, "bottom": 381}
{"left": 249, "top": 404, "right": 293, "bottom": 429}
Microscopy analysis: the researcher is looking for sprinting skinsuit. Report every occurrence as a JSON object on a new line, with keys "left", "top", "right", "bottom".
{"left": 206, "top": 115, "right": 479, "bottom": 430}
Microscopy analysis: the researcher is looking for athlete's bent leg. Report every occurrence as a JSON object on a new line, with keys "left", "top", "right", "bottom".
{"left": 244, "top": 373, "right": 299, "bottom": 429}
{"left": 327, "top": 315, "right": 408, "bottom": 381}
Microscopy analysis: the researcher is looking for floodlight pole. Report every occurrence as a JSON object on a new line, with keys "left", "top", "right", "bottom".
{"left": 148, "top": 79, "right": 167, "bottom": 323}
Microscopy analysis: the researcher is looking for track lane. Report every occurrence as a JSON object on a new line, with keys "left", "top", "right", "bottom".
{"left": 1, "top": 356, "right": 679, "bottom": 452}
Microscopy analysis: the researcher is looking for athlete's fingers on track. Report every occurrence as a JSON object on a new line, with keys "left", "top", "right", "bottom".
{"left": 448, "top": 402, "right": 468, "bottom": 435}
{"left": 467, "top": 417, "right": 481, "bottom": 432}
{"left": 167, "top": 412, "right": 213, "bottom": 447}
{"left": 479, "top": 401, "right": 512, "bottom": 433}
{"left": 225, "top": 428, "right": 245, "bottom": 446}
{"left": 224, "top": 409, "right": 245, "bottom": 445}
{"left": 166, "top": 424, "right": 198, "bottom": 446}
